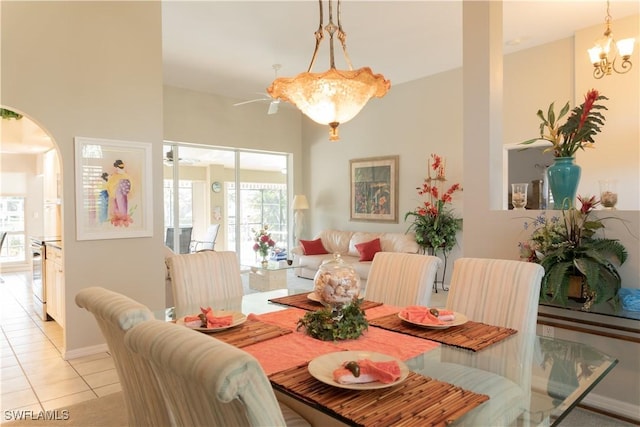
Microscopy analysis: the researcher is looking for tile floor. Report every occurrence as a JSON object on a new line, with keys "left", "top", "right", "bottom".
{"left": 1, "top": 271, "right": 122, "bottom": 416}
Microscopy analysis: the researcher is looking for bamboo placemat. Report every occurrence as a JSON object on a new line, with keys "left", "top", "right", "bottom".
{"left": 269, "top": 293, "right": 383, "bottom": 312}
{"left": 200, "top": 318, "right": 292, "bottom": 348}
{"left": 269, "top": 364, "right": 489, "bottom": 427}
{"left": 369, "top": 313, "right": 517, "bottom": 352}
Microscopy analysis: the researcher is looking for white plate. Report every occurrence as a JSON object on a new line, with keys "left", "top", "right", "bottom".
{"left": 307, "top": 292, "right": 322, "bottom": 303}
{"left": 307, "top": 351, "right": 409, "bottom": 390}
{"left": 176, "top": 310, "right": 247, "bottom": 332}
{"left": 398, "top": 308, "right": 468, "bottom": 329}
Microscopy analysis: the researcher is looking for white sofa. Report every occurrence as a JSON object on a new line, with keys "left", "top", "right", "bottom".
{"left": 291, "top": 229, "right": 420, "bottom": 281}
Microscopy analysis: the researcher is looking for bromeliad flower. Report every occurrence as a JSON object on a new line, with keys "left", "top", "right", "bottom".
{"left": 521, "top": 89, "right": 608, "bottom": 158}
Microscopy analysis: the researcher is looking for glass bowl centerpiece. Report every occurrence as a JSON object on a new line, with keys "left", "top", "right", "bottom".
{"left": 314, "top": 253, "right": 361, "bottom": 308}
{"left": 298, "top": 254, "right": 368, "bottom": 341}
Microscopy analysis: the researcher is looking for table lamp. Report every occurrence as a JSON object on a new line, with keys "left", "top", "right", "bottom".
{"left": 292, "top": 195, "right": 309, "bottom": 244}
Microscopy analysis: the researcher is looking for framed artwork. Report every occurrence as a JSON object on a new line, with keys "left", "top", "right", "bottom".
{"left": 350, "top": 155, "right": 399, "bottom": 223}
{"left": 74, "top": 137, "right": 153, "bottom": 240}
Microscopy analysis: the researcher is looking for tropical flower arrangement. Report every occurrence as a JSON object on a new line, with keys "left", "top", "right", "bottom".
{"left": 405, "top": 154, "right": 463, "bottom": 255}
{"left": 519, "top": 195, "right": 627, "bottom": 309}
{"left": 252, "top": 225, "right": 276, "bottom": 259}
{"left": 521, "top": 88, "right": 608, "bottom": 158}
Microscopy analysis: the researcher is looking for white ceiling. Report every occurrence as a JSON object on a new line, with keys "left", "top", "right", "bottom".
{"left": 162, "top": 0, "right": 639, "bottom": 102}
{"left": 4, "top": 0, "right": 638, "bottom": 158}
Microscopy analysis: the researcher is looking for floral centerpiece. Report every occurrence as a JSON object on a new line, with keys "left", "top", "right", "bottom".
{"left": 519, "top": 195, "right": 627, "bottom": 310}
{"left": 252, "top": 224, "right": 276, "bottom": 265}
{"left": 404, "top": 154, "right": 462, "bottom": 255}
{"left": 521, "top": 89, "right": 608, "bottom": 157}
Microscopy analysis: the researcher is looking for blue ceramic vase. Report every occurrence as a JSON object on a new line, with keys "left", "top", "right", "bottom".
{"left": 547, "top": 157, "right": 581, "bottom": 210}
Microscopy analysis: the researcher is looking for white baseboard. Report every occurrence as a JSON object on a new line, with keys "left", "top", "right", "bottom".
{"left": 581, "top": 392, "right": 640, "bottom": 423}
{"left": 63, "top": 343, "right": 109, "bottom": 360}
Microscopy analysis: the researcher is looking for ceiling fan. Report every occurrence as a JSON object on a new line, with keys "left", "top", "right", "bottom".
{"left": 164, "top": 148, "right": 200, "bottom": 166}
{"left": 233, "top": 64, "right": 281, "bottom": 115}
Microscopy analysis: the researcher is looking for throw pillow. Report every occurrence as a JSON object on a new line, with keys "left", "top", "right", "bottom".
{"left": 300, "top": 238, "right": 329, "bottom": 255}
{"left": 355, "top": 238, "right": 382, "bottom": 262}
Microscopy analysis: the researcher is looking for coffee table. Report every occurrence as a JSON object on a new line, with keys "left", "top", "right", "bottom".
{"left": 244, "top": 262, "right": 299, "bottom": 291}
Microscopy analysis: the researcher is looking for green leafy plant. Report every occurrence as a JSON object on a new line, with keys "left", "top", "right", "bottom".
{"left": 405, "top": 154, "right": 462, "bottom": 255}
{"left": 519, "top": 195, "right": 627, "bottom": 308}
{"left": 0, "top": 108, "right": 23, "bottom": 120}
{"left": 520, "top": 89, "right": 608, "bottom": 158}
{"left": 297, "top": 299, "right": 368, "bottom": 341}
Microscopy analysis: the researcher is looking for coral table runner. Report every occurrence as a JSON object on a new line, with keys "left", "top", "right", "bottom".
{"left": 199, "top": 318, "right": 292, "bottom": 348}
{"left": 243, "top": 308, "right": 438, "bottom": 375}
{"left": 369, "top": 313, "right": 517, "bottom": 352}
{"left": 269, "top": 364, "right": 489, "bottom": 427}
{"left": 268, "top": 292, "right": 383, "bottom": 311}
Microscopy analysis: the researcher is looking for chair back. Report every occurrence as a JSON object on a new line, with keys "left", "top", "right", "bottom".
{"left": 75, "top": 287, "right": 172, "bottom": 427}
{"left": 192, "top": 224, "right": 220, "bottom": 252}
{"left": 124, "top": 320, "right": 287, "bottom": 427}
{"left": 446, "top": 257, "right": 543, "bottom": 335}
{"left": 365, "top": 252, "right": 442, "bottom": 307}
{"left": 166, "top": 250, "right": 244, "bottom": 315}
{"left": 443, "top": 257, "right": 544, "bottom": 425}
{"left": 165, "top": 227, "right": 193, "bottom": 254}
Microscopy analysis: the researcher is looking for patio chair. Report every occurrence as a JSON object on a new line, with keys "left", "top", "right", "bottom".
{"left": 165, "top": 226, "right": 193, "bottom": 254}
{"left": 190, "top": 223, "right": 220, "bottom": 252}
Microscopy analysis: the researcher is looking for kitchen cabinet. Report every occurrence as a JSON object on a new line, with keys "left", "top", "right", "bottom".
{"left": 43, "top": 149, "right": 61, "bottom": 204}
{"left": 45, "top": 244, "right": 64, "bottom": 327}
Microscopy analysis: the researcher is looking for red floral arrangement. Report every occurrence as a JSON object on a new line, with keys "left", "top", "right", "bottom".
{"left": 252, "top": 225, "right": 276, "bottom": 258}
{"left": 521, "top": 88, "right": 608, "bottom": 157}
{"left": 405, "top": 154, "right": 463, "bottom": 254}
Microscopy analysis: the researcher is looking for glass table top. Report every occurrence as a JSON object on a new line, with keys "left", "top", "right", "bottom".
{"left": 167, "top": 289, "right": 618, "bottom": 426}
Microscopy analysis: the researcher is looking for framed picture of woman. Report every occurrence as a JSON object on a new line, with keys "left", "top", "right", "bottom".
{"left": 74, "top": 137, "right": 153, "bottom": 240}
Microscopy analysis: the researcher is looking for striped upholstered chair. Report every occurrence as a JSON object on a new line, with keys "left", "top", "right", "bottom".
{"left": 124, "top": 320, "right": 310, "bottom": 427}
{"left": 364, "top": 252, "right": 442, "bottom": 307}
{"left": 166, "top": 250, "right": 244, "bottom": 317}
{"left": 75, "top": 287, "right": 173, "bottom": 427}
{"left": 419, "top": 257, "right": 544, "bottom": 426}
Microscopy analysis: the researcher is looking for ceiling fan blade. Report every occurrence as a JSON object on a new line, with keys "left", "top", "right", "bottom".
{"left": 233, "top": 98, "right": 269, "bottom": 107}
{"left": 267, "top": 100, "right": 279, "bottom": 115}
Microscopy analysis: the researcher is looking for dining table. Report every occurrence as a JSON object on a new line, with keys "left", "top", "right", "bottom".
{"left": 171, "top": 288, "right": 618, "bottom": 427}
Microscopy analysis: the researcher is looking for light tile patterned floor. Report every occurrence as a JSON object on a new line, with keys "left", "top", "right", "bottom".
{"left": 1, "top": 271, "right": 121, "bottom": 416}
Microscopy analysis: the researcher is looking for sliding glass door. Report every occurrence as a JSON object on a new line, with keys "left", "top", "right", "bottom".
{"left": 163, "top": 143, "right": 290, "bottom": 265}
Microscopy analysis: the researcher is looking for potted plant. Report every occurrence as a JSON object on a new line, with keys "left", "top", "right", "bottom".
{"left": 519, "top": 195, "right": 627, "bottom": 310}
{"left": 520, "top": 89, "right": 608, "bottom": 209}
{"left": 405, "top": 154, "right": 463, "bottom": 256}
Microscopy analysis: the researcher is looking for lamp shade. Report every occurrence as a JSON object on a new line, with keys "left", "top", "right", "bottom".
{"left": 269, "top": 68, "right": 389, "bottom": 126}
{"left": 617, "top": 38, "right": 635, "bottom": 57}
{"left": 292, "top": 195, "right": 309, "bottom": 210}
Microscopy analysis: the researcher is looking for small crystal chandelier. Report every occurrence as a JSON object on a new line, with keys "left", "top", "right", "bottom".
{"left": 267, "top": 0, "right": 390, "bottom": 141}
{"left": 587, "top": 0, "right": 635, "bottom": 79}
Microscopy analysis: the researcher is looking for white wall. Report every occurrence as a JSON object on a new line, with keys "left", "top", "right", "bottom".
{"left": 1, "top": 1, "right": 165, "bottom": 356}
{"left": 302, "top": 14, "right": 639, "bottom": 290}
{"left": 299, "top": 6, "right": 639, "bottom": 415}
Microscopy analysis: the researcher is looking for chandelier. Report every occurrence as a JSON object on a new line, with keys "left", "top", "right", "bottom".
{"left": 587, "top": 0, "right": 635, "bottom": 79}
{"left": 267, "top": 0, "right": 390, "bottom": 141}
